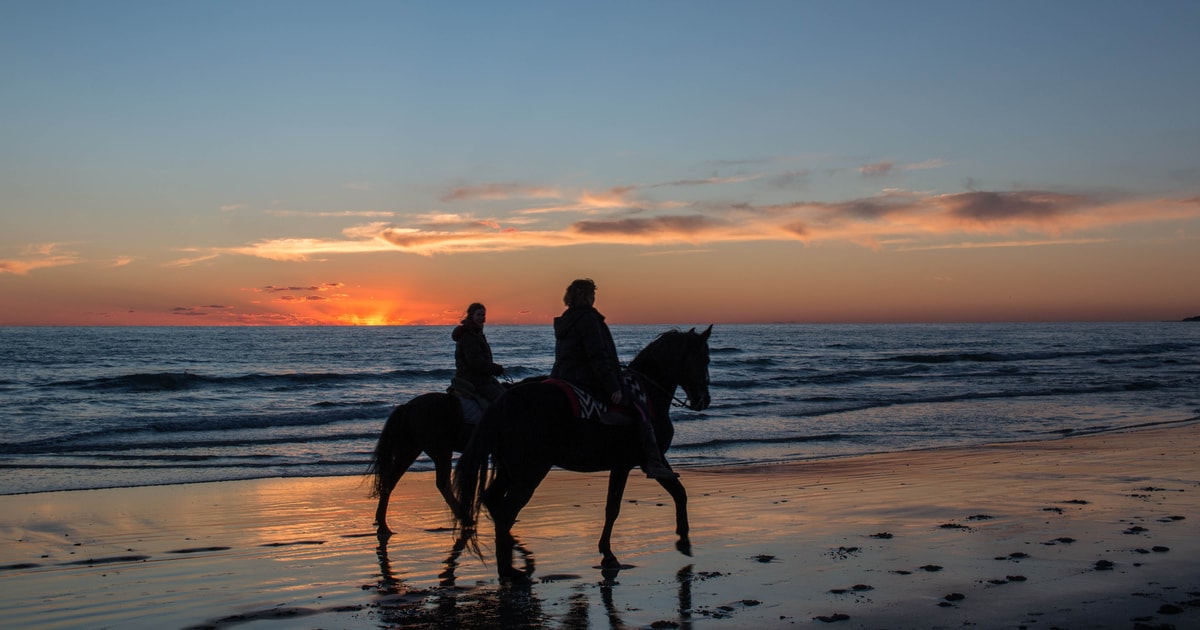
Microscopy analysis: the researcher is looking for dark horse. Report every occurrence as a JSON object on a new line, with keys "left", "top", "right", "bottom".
{"left": 367, "top": 392, "right": 472, "bottom": 536}
{"left": 453, "top": 326, "right": 712, "bottom": 580}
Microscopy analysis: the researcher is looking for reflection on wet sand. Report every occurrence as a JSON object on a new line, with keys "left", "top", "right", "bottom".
{"left": 373, "top": 532, "right": 697, "bottom": 629}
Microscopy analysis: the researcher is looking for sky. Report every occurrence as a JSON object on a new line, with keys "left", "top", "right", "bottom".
{"left": 2, "top": 1, "right": 1199, "bottom": 326}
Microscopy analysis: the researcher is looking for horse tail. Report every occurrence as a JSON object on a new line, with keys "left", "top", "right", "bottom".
{"left": 366, "top": 403, "right": 409, "bottom": 498}
{"left": 451, "top": 402, "right": 499, "bottom": 534}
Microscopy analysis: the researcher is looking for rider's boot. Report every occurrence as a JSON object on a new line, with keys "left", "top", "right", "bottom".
{"left": 640, "top": 421, "right": 679, "bottom": 479}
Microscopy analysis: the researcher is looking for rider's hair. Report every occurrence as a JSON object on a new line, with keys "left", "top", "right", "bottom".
{"left": 563, "top": 278, "right": 596, "bottom": 308}
{"left": 461, "top": 302, "right": 486, "bottom": 326}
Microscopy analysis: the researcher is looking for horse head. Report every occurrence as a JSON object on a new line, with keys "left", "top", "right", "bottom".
{"left": 633, "top": 325, "right": 712, "bottom": 412}
{"left": 678, "top": 325, "right": 712, "bottom": 412}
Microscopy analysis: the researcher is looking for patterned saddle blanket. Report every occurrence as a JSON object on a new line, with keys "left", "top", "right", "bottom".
{"left": 545, "top": 372, "right": 648, "bottom": 426}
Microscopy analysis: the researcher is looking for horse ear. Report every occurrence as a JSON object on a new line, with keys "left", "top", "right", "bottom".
{"left": 701, "top": 324, "right": 712, "bottom": 340}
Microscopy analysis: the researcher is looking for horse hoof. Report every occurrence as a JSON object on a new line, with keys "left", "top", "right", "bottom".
{"left": 676, "top": 539, "right": 693, "bottom": 557}
{"left": 376, "top": 526, "right": 394, "bottom": 539}
{"left": 601, "top": 555, "right": 621, "bottom": 570}
{"left": 499, "top": 569, "right": 533, "bottom": 585}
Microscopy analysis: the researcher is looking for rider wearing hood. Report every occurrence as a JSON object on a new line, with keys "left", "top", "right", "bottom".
{"left": 551, "top": 281, "right": 623, "bottom": 405}
{"left": 551, "top": 279, "right": 677, "bottom": 479}
{"left": 452, "top": 302, "right": 505, "bottom": 402}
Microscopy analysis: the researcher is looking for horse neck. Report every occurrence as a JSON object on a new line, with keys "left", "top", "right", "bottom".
{"left": 629, "top": 345, "right": 677, "bottom": 416}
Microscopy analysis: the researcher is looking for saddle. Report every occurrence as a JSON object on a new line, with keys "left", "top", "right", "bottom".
{"left": 545, "top": 373, "right": 648, "bottom": 426}
{"left": 448, "top": 377, "right": 487, "bottom": 425}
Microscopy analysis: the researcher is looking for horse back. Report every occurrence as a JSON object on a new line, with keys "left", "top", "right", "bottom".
{"left": 402, "top": 391, "right": 470, "bottom": 452}
{"left": 483, "top": 381, "right": 643, "bottom": 473}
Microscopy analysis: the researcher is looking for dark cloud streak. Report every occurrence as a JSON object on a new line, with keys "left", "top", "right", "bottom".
{"left": 941, "top": 191, "right": 1088, "bottom": 221}
{"left": 572, "top": 215, "right": 720, "bottom": 235}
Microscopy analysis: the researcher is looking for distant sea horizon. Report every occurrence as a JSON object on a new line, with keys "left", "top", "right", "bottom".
{"left": 3, "top": 315, "right": 1198, "bottom": 327}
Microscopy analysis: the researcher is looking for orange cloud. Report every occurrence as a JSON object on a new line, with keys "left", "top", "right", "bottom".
{"left": 180, "top": 186, "right": 1199, "bottom": 264}
{"left": 0, "top": 243, "right": 80, "bottom": 275}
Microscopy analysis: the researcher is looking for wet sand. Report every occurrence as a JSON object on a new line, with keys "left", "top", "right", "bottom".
{"left": 2, "top": 422, "right": 1198, "bottom": 629}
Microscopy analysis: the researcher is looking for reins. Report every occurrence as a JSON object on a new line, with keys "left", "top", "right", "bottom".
{"left": 622, "top": 365, "right": 693, "bottom": 409}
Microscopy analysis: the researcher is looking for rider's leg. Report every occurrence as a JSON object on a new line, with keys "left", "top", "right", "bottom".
{"left": 640, "top": 420, "right": 678, "bottom": 479}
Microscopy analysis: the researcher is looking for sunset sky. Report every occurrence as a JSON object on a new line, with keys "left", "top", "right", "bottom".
{"left": 3, "top": 1, "right": 1199, "bottom": 326}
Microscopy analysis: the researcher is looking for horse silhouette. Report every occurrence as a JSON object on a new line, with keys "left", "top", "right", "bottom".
{"left": 453, "top": 326, "right": 712, "bottom": 581}
{"left": 367, "top": 391, "right": 474, "bottom": 535}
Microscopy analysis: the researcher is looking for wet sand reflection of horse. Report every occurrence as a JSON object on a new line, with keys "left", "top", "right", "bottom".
{"left": 373, "top": 531, "right": 697, "bottom": 629}
{"left": 453, "top": 326, "right": 713, "bottom": 582}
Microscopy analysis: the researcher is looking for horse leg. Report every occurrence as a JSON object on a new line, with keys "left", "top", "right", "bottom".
{"left": 655, "top": 476, "right": 691, "bottom": 556}
{"left": 484, "top": 467, "right": 548, "bottom": 583}
{"left": 481, "top": 474, "right": 523, "bottom": 581}
{"left": 374, "top": 443, "right": 422, "bottom": 537}
{"left": 429, "top": 450, "right": 461, "bottom": 517}
{"left": 599, "top": 468, "right": 631, "bottom": 569}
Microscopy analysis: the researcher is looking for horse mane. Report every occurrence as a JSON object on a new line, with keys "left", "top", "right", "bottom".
{"left": 629, "top": 328, "right": 691, "bottom": 370}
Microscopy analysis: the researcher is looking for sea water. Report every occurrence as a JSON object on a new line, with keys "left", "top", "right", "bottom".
{"left": 1, "top": 323, "right": 1197, "bottom": 494}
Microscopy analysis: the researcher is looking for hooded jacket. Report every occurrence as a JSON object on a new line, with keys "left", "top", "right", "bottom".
{"left": 550, "top": 306, "right": 623, "bottom": 401}
{"left": 452, "top": 321, "right": 502, "bottom": 393}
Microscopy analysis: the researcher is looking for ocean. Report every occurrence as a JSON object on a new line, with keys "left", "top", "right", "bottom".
{"left": 1, "top": 323, "right": 1197, "bottom": 495}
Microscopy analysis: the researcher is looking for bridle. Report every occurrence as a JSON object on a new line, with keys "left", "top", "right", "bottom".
{"left": 623, "top": 364, "right": 707, "bottom": 409}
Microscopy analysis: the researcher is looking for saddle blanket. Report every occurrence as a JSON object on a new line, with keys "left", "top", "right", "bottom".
{"left": 545, "top": 374, "right": 648, "bottom": 426}
{"left": 455, "top": 395, "right": 484, "bottom": 425}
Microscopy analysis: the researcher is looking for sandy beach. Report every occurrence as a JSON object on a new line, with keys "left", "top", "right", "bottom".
{"left": 2, "top": 422, "right": 1198, "bottom": 629}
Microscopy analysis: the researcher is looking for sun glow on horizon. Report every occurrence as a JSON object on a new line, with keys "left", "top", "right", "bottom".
{"left": 335, "top": 311, "right": 411, "bottom": 326}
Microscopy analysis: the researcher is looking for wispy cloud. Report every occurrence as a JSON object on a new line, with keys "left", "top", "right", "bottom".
{"left": 573, "top": 215, "right": 726, "bottom": 239}
{"left": 256, "top": 283, "right": 345, "bottom": 293}
{"left": 859, "top": 159, "right": 947, "bottom": 177}
{"left": 225, "top": 236, "right": 395, "bottom": 262}
{"left": 904, "top": 159, "right": 947, "bottom": 171}
{"left": 647, "top": 174, "right": 762, "bottom": 188}
{"left": 163, "top": 250, "right": 221, "bottom": 267}
{"left": 441, "top": 182, "right": 561, "bottom": 202}
{"left": 169, "top": 305, "right": 329, "bottom": 325}
{"left": 766, "top": 170, "right": 811, "bottom": 189}
{"left": 171, "top": 305, "right": 233, "bottom": 316}
{"left": 0, "top": 243, "right": 81, "bottom": 275}
{"left": 859, "top": 161, "right": 895, "bottom": 177}
{"left": 176, "top": 181, "right": 1200, "bottom": 264}
{"left": 896, "top": 238, "right": 1113, "bottom": 252}
{"left": 274, "top": 294, "right": 329, "bottom": 302}
{"left": 265, "top": 210, "right": 396, "bottom": 218}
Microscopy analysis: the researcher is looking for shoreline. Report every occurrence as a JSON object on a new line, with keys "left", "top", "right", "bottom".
{"left": 2, "top": 423, "right": 1198, "bottom": 628}
{"left": 7, "top": 416, "right": 1196, "bottom": 499}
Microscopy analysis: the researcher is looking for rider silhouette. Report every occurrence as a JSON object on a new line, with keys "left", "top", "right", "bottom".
{"left": 451, "top": 302, "right": 505, "bottom": 403}
{"left": 551, "top": 279, "right": 677, "bottom": 479}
